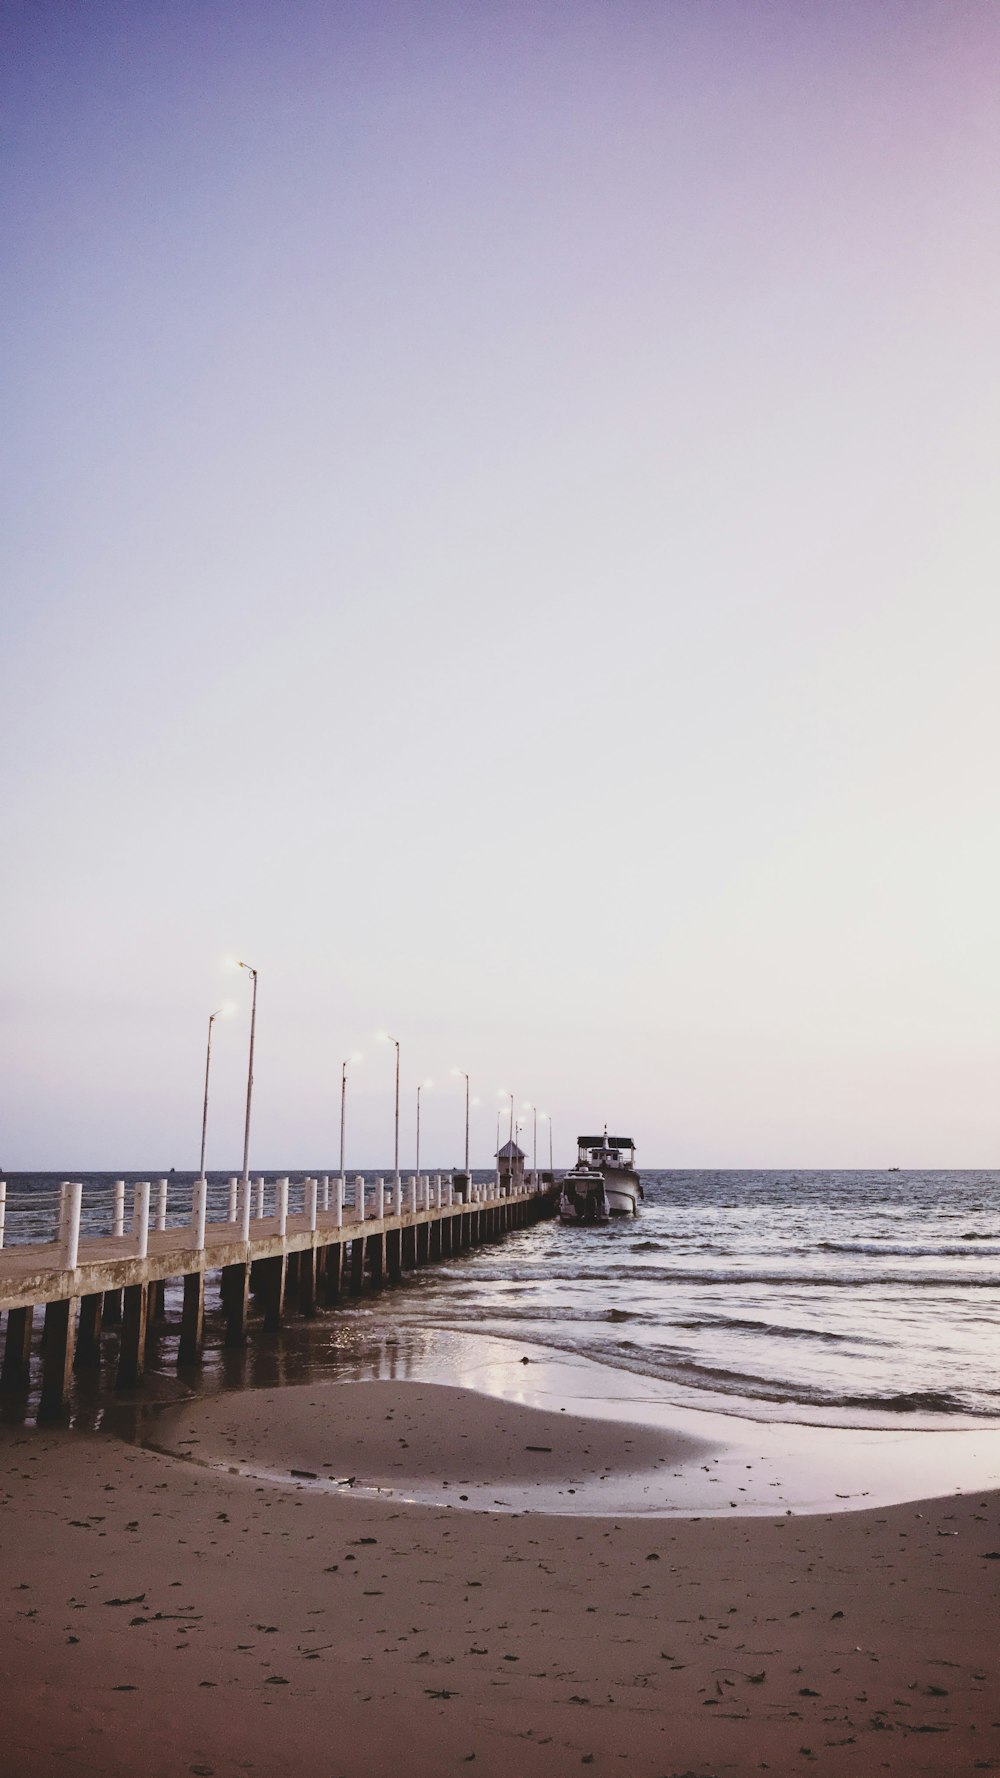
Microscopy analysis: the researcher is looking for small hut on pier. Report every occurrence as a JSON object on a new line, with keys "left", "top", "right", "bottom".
{"left": 497, "top": 1138, "right": 526, "bottom": 1194}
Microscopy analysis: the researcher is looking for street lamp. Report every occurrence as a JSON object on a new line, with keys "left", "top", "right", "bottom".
{"left": 340, "top": 1050, "right": 363, "bottom": 1180}
{"left": 451, "top": 1067, "right": 471, "bottom": 1173}
{"left": 497, "top": 1088, "right": 514, "bottom": 1192}
{"left": 378, "top": 1032, "right": 401, "bottom": 1192}
{"left": 538, "top": 1110, "right": 552, "bottom": 1174}
{"left": 523, "top": 1100, "right": 538, "bottom": 1185}
{"left": 198, "top": 1004, "right": 234, "bottom": 1181}
{"left": 234, "top": 960, "right": 258, "bottom": 1188}
{"left": 416, "top": 1079, "right": 433, "bottom": 1178}
{"left": 494, "top": 1107, "right": 503, "bottom": 1187}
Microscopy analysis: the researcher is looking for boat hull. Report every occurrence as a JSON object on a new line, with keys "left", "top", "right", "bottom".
{"left": 559, "top": 1198, "right": 609, "bottom": 1224}
{"left": 605, "top": 1174, "right": 642, "bottom": 1216}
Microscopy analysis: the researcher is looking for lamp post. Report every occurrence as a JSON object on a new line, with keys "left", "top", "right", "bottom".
{"left": 522, "top": 1101, "right": 538, "bottom": 1185}
{"left": 379, "top": 1032, "right": 401, "bottom": 1194}
{"left": 538, "top": 1110, "right": 552, "bottom": 1175}
{"left": 498, "top": 1089, "right": 514, "bottom": 1192}
{"left": 452, "top": 1068, "right": 471, "bottom": 1173}
{"left": 516, "top": 1114, "right": 527, "bottom": 1188}
{"left": 236, "top": 960, "right": 257, "bottom": 1188}
{"left": 416, "top": 1079, "right": 433, "bottom": 1178}
{"left": 198, "top": 1007, "right": 227, "bottom": 1181}
{"left": 494, "top": 1108, "right": 502, "bottom": 1187}
{"left": 340, "top": 1051, "right": 362, "bottom": 1179}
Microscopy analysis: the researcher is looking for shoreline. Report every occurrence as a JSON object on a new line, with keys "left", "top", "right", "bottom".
{"left": 107, "top": 1323, "right": 1000, "bottom": 1518}
{"left": 2, "top": 1372, "right": 998, "bottom": 1778}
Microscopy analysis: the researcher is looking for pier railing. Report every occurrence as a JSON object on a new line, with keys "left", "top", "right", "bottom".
{"left": 0, "top": 1172, "right": 546, "bottom": 1260}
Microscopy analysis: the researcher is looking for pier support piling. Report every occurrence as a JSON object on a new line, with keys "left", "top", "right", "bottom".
{"left": 259, "top": 1254, "right": 286, "bottom": 1332}
{"left": 178, "top": 1271, "right": 205, "bottom": 1367}
{"left": 115, "top": 1284, "right": 149, "bottom": 1390}
{"left": 349, "top": 1237, "right": 366, "bottom": 1295}
{"left": 386, "top": 1227, "right": 402, "bottom": 1282}
{"left": 1, "top": 1305, "right": 34, "bottom": 1395}
{"left": 39, "top": 1297, "right": 77, "bottom": 1420}
{"left": 322, "top": 1242, "right": 343, "bottom": 1305}
{"left": 299, "top": 1247, "right": 317, "bottom": 1317}
{"left": 222, "top": 1262, "right": 251, "bottom": 1347}
{"left": 74, "top": 1293, "right": 103, "bottom": 1371}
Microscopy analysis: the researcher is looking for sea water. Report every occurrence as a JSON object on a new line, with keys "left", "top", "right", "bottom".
{"left": 4, "top": 1168, "right": 998, "bottom": 1430}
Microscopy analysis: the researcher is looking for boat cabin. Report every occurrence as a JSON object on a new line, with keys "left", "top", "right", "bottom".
{"left": 576, "top": 1133, "right": 636, "bottom": 1172}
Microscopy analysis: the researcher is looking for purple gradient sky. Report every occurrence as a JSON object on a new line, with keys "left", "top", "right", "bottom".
{"left": 2, "top": 1, "right": 998, "bottom": 1168}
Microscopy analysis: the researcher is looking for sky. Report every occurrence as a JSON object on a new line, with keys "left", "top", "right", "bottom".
{"left": 2, "top": 0, "right": 999, "bottom": 1170}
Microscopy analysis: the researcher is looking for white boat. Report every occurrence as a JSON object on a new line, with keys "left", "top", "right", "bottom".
{"left": 574, "top": 1130, "right": 643, "bottom": 1216}
{"left": 558, "top": 1166, "right": 610, "bottom": 1224}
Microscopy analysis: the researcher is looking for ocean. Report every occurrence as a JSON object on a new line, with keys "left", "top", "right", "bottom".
{"left": 3, "top": 1168, "right": 997, "bottom": 1430}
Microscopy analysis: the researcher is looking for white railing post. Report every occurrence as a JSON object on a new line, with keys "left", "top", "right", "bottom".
{"left": 64, "top": 1181, "right": 82, "bottom": 1270}
{"left": 56, "top": 1181, "right": 68, "bottom": 1244}
{"left": 240, "top": 1176, "right": 252, "bottom": 1241}
{"left": 156, "top": 1178, "right": 168, "bottom": 1231}
{"left": 113, "top": 1179, "right": 125, "bottom": 1237}
{"left": 227, "top": 1175, "right": 238, "bottom": 1222}
{"left": 355, "top": 1175, "right": 365, "bottom": 1223}
{"left": 307, "top": 1177, "right": 318, "bottom": 1232}
{"left": 134, "top": 1180, "right": 150, "bottom": 1260}
{"left": 408, "top": 1175, "right": 417, "bottom": 1215}
{"left": 0, "top": 1178, "right": 6, "bottom": 1249}
{"left": 375, "top": 1177, "right": 384, "bottom": 1220}
{"left": 192, "top": 1178, "right": 207, "bottom": 1252}
{"left": 334, "top": 1176, "right": 343, "bottom": 1227}
{"left": 278, "top": 1177, "right": 289, "bottom": 1238}
{"left": 446, "top": 1179, "right": 454, "bottom": 1206}
{"left": 321, "top": 1174, "right": 330, "bottom": 1213}
{"left": 255, "top": 1177, "right": 265, "bottom": 1220}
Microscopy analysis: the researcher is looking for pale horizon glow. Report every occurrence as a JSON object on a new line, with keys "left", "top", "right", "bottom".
{"left": 2, "top": 1, "right": 999, "bottom": 1169}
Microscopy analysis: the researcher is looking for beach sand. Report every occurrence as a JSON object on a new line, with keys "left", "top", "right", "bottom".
{"left": 2, "top": 1377, "right": 998, "bottom": 1778}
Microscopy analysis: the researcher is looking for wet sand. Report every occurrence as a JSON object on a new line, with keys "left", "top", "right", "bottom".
{"left": 1, "top": 1375, "right": 998, "bottom": 1777}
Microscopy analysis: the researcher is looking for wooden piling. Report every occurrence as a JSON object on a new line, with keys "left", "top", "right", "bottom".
{"left": 103, "top": 1288, "right": 123, "bottom": 1326}
{"left": 299, "top": 1247, "right": 317, "bottom": 1317}
{"left": 416, "top": 1222, "right": 430, "bottom": 1265}
{"left": 222, "top": 1261, "right": 251, "bottom": 1347}
{"left": 39, "top": 1297, "right": 77, "bottom": 1420}
{"left": 386, "top": 1227, "right": 402, "bottom": 1282}
{"left": 322, "top": 1241, "right": 343, "bottom": 1305}
{"left": 259, "top": 1254, "right": 287, "bottom": 1331}
{"left": 178, "top": 1271, "right": 205, "bottom": 1366}
{"left": 115, "top": 1283, "right": 149, "bottom": 1390}
{"left": 1, "top": 1305, "right": 34, "bottom": 1394}
{"left": 349, "top": 1237, "right": 366, "bottom": 1295}
{"left": 367, "top": 1233, "right": 384, "bottom": 1289}
{"left": 74, "top": 1292, "right": 104, "bottom": 1371}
